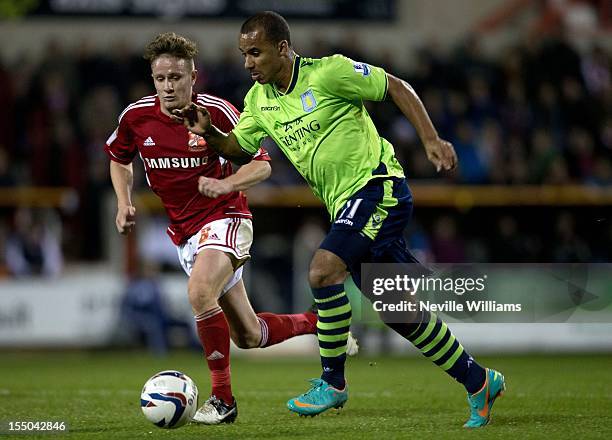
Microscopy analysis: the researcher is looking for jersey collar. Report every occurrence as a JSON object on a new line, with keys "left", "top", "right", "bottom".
{"left": 274, "top": 55, "right": 301, "bottom": 96}
{"left": 154, "top": 95, "right": 169, "bottom": 120}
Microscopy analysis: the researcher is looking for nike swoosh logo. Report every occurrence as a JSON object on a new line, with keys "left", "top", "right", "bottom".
{"left": 291, "top": 400, "right": 325, "bottom": 409}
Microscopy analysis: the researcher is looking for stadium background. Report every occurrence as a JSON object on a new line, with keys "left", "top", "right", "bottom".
{"left": 0, "top": 1, "right": 611, "bottom": 437}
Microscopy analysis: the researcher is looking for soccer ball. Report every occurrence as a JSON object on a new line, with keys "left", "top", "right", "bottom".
{"left": 140, "top": 370, "right": 198, "bottom": 429}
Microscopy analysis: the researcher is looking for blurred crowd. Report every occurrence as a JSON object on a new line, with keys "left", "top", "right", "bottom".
{"left": 0, "top": 29, "right": 611, "bottom": 272}
{"left": 1, "top": 32, "right": 611, "bottom": 188}
{"left": 380, "top": 36, "right": 612, "bottom": 187}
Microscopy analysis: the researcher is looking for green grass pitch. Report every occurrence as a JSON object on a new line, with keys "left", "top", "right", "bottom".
{"left": 1, "top": 351, "right": 611, "bottom": 439}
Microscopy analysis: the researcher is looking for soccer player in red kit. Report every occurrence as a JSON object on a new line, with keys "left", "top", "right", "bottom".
{"left": 106, "top": 32, "right": 321, "bottom": 424}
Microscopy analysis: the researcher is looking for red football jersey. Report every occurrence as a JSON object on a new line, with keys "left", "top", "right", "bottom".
{"left": 105, "top": 93, "right": 269, "bottom": 245}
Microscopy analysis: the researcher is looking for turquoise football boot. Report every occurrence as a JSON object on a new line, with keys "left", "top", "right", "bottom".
{"left": 287, "top": 379, "right": 348, "bottom": 416}
{"left": 464, "top": 368, "right": 506, "bottom": 428}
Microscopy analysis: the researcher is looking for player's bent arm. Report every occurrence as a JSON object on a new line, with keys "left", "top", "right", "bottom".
{"left": 203, "top": 128, "right": 253, "bottom": 166}
{"left": 226, "top": 160, "right": 271, "bottom": 192}
{"left": 387, "top": 73, "right": 439, "bottom": 144}
{"left": 171, "top": 103, "right": 253, "bottom": 165}
{"left": 387, "top": 73, "right": 457, "bottom": 171}
{"left": 198, "top": 160, "right": 271, "bottom": 198}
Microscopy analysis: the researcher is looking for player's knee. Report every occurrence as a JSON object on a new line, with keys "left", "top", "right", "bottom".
{"left": 187, "top": 280, "right": 218, "bottom": 313}
{"left": 308, "top": 250, "right": 349, "bottom": 288}
{"left": 308, "top": 264, "right": 347, "bottom": 288}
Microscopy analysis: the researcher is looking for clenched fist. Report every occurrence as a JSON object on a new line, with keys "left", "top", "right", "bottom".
{"left": 198, "top": 176, "right": 235, "bottom": 198}
{"left": 116, "top": 205, "right": 136, "bottom": 235}
{"left": 424, "top": 137, "right": 457, "bottom": 172}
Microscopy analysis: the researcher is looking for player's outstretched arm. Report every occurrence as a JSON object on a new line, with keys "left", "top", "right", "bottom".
{"left": 171, "top": 103, "right": 253, "bottom": 165}
{"left": 387, "top": 73, "right": 457, "bottom": 172}
{"left": 110, "top": 160, "right": 136, "bottom": 235}
{"left": 198, "top": 160, "right": 271, "bottom": 198}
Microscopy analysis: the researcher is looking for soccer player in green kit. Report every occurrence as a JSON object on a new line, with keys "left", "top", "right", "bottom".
{"left": 172, "top": 11, "right": 506, "bottom": 428}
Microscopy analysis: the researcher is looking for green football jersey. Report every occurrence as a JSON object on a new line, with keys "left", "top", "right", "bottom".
{"left": 233, "top": 54, "right": 405, "bottom": 219}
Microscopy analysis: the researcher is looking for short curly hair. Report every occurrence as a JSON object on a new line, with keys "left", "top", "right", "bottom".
{"left": 143, "top": 32, "right": 198, "bottom": 64}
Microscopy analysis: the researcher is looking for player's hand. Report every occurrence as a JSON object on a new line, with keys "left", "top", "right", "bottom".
{"left": 116, "top": 205, "right": 136, "bottom": 235}
{"left": 424, "top": 137, "right": 457, "bottom": 172}
{"left": 198, "top": 176, "right": 235, "bottom": 198}
{"left": 171, "top": 103, "right": 212, "bottom": 136}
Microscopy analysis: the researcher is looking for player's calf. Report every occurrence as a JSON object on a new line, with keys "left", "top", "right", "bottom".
{"left": 230, "top": 331, "right": 261, "bottom": 349}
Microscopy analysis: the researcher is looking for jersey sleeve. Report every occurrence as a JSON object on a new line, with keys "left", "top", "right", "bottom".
{"left": 104, "top": 117, "right": 136, "bottom": 165}
{"left": 319, "top": 54, "right": 388, "bottom": 102}
{"left": 204, "top": 97, "right": 241, "bottom": 133}
{"left": 253, "top": 146, "right": 271, "bottom": 162}
{"left": 233, "top": 96, "right": 268, "bottom": 157}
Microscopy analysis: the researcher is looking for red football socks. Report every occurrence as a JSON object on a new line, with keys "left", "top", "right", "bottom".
{"left": 256, "top": 312, "right": 317, "bottom": 347}
{"left": 195, "top": 307, "right": 233, "bottom": 404}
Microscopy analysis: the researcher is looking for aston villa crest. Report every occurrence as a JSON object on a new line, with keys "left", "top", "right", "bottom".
{"left": 300, "top": 89, "right": 317, "bottom": 113}
{"left": 188, "top": 132, "right": 207, "bottom": 152}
